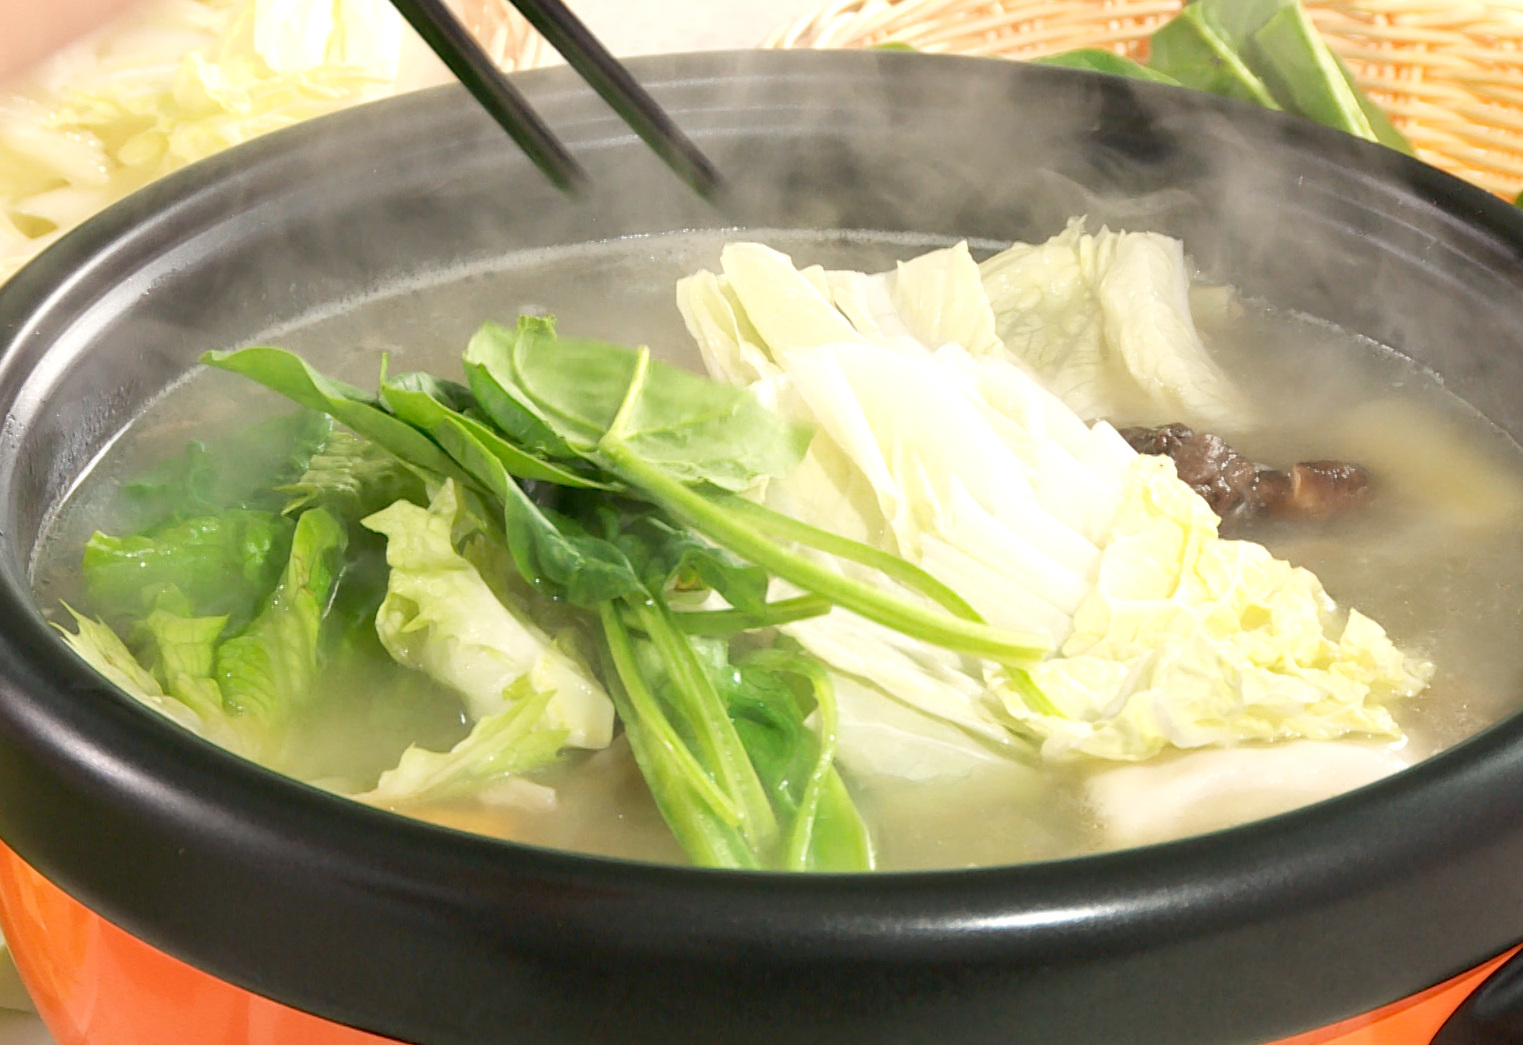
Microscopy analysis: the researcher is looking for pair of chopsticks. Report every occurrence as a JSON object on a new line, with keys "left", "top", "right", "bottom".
{"left": 389, "top": 0, "right": 723, "bottom": 200}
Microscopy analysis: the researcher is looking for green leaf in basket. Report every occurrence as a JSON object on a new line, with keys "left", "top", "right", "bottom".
{"left": 1244, "top": 3, "right": 1379, "bottom": 141}
{"left": 1154, "top": 0, "right": 1410, "bottom": 154}
{"left": 1331, "top": 51, "right": 1414, "bottom": 155}
{"left": 1148, "top": 5, "right": 1281, "bottom": 109}
{"left": 1035, "top": 49, "right": 1182, "bottom": 86}
{"left": 872, "top": 42, "right": 918, "bottom": 52}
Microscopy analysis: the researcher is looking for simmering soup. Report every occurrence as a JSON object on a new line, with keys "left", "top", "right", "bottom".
{"left": 32, "top": 226, "right": 1523, "bottom": 871}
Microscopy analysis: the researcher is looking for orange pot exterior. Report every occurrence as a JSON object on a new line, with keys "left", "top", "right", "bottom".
{"left": 0, "top": 842, "right": 400, "bottom": 1045}
{"left": 0, "top": 838, "right": 1510, "bottom": 1045}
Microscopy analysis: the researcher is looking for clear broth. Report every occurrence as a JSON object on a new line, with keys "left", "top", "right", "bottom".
{"left": 32, "top": 229, "right": 1523, "bottom": 869}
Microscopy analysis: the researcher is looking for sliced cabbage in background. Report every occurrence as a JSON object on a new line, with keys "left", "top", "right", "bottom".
{"left": 0, "top": 0, "right": 500, "bottom": 282}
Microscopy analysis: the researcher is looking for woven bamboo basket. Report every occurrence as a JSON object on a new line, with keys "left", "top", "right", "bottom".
{"left": 766, "top": 0, "right": 1523, "bottom": 201}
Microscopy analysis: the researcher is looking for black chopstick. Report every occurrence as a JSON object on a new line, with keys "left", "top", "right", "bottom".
{"left": 390, "top": 0, "right": 586, "bottom": 192}
{"left": 507, "top": 0, "right": 723, "bottom": 200}
{"left": 388, "top": 0, "right": 723, "bottom": 201}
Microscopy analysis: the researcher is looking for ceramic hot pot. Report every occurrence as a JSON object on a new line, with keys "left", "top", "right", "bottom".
{"left": 2, "top": 50, "right": 1523, "bottom": 1045}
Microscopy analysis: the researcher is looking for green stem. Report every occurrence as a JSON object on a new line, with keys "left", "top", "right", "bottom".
{"left": 598, "top": 440, "right": 1050, "bottom": 665}
{"left": 597, "top": 602, "right": 739, "bottom": 825}
{"left": 594, "top": 621, "right": 756, "bottom": 869}
{"left": 669, "top": 595, "right": 832, "bottom": 636}
{"left": 715, "top": 495, "right": 984, "bottom": 624}
{"left": 780, "top": 657, "right": 838, "bottom": 870}
{"left": 630, "top": 599, "right": 779, "bottom": 853}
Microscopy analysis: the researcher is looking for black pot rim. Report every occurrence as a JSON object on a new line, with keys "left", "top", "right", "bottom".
{"left": 2, "top": 50, "right": 1523, "bottom": 1045}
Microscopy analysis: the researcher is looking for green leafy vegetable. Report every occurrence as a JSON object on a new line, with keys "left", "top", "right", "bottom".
{"left": 361, "top": 481, "right": 616, "bottom": 749}
{"left": 1148, "top": 0, "right": 1412, "bottom": 154}
{"left": 729, "top": 648, "right": 873, "bottom": 871}
{"left": 141, "top": 608, "right": 229, "bottom": 723}
{"left": 83, "top": 510, "right": 293, "bottom": 626}
{"left": 279, "top": 427, "right": 426, "bottom": 519}
{"left": 465, "top": 316, "right": 814, "bottom": 491}
{"left": 380, "top": 371, "right": 608, "bottom": 490}
{"left": 598, "top": 354, "right": 1046, "bottom": 665}
{"left": 1036, "top": 49, "right": 1182, "bottom": 86}
{"left": 609, "top": 510, "right": 771, "bottom": 615}
{"left": 378, "top": 374, "right": 644, "bottom": 609}
{"left": 362, "top": 677, "right": 568, "bottom": 805}
{"left": 1246, "top": 3, "right": 1378, "bottom": 140}
{"left": 216, "top": 507, "right": 347, "bottom": 729}
{"left": 1148, "top": 5, "right": 1281, "bottom": 108}
{"left": 597, "top": 605, "right": 873, "bottom": 871}
{"left": 123, "top": 408, "right": 333, "bottom": 526}
{"left": 597, "top": 603, "right": 754, "bottom": 866}
{"left": 200, "top": 346, "right": 468, "bottom": 485}
{"left": 54, "top": 605, "right": 251, "bottom": 754}
{"left": 671, "top": 595, "right": 832, "bottom": 637}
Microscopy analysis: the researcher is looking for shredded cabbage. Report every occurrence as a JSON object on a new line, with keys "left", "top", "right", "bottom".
{"left": 0, "top": 0, "right": 451, "bottom": 282}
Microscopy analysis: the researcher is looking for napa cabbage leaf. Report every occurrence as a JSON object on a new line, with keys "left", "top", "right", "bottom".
{"left": 979, "top": 219, "right": 1251, "bottom": 429}
{"left": 1003, "top": 454, "right": 1434, "bottom": 760}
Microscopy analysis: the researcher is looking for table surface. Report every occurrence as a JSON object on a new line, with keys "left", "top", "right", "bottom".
{"left": 0, "top": 3, "right": 818, "bottom": 1040}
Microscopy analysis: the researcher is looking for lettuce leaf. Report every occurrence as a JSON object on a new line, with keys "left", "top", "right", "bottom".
{"left": 142, "top": 607, "right": 230, "bottom": 723}
{"left": 54, "top": 605, "right": 250, "bottom": 754}
{"left": 215, "top": 506, "right": 348, "bottom": 729}
{"left": 123, "top": 408, "right": 333, "bottom": 527}
{"left": 278, "top": 426, "right": 425, "bottom": 519}
{"left": 83, "top": 509, "right": 293, "bottom": 627}
{"left": 362, "top": 480, "right": 615, "bottom": 750}
{"left": 362, "top": 676, "right": 567, "bottom": 806}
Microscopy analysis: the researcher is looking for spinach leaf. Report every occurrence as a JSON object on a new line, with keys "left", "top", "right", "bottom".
{"left": 381, "top": 371, "right": 609, "bottom": 489}
{"left": 603, "top": 508, "right": 771, "bottom": 616}
{"left": 201, "top": 346, "right": 468, "bottom": 486}
{"left": 732, "top": 648, "right": 873, "bottom": 872}
{"left": 375, "top": 375, "right": 642, "bottom": 608}
{"left": 465, "top": 315, "right": 813, "bottom": 490}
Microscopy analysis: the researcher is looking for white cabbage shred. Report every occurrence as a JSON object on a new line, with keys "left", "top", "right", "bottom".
{"left": 0, "top": 0, "right": 451, "bottom": 282}
{"left": 676, "top": 230, "right": 1432, "bottom": 773}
